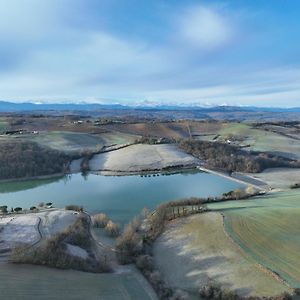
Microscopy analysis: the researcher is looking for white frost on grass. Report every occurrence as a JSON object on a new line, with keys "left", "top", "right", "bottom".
{"left": 245, "top": 167, "right": 300, "bottom": 190}
{"left": 0, "top": 215, "right": 40, "bottom": 246}
{"left": 66, "top": 244, "right": 88, "bottom": 259}
{"left": 0, "top": 217, "right": 14, "bottom": 227}
{"left": 38, "top": 210, "right": 79, "bottom": 237}
{"left": 89, "top": 144, "right": 200, "bottom": 172}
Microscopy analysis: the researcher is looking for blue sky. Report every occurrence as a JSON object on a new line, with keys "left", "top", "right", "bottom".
{"left": 0, "top": 0, "right": 300, "bottom": 107}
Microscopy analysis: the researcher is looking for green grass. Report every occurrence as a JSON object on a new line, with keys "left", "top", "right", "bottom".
{"left": 0, "top": 176, "right": 62, "bottom": 194}
{"left": 154, "top": 212, "right": 290, "bottom": 297}
{"left": 208, "top": 190, "right": 300, "bottom": 288}
{"left": 0, "top": 264, "right": 157, "bottom": 300}
{"left": 217, "top": 123, "right": 300, "bottom": 159}
{"left": 0, "top": 118, "right": 8, "bottom": 132}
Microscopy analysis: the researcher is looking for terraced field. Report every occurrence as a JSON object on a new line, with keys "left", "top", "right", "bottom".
{"left": 208, "top": 190, "right": 300, "bottom": 288}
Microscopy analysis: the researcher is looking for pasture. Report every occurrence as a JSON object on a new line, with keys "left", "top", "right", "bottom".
{"left": 27, "top": 131, "right": 136, "bottom": 153}
{"left": 0, "top": 118, "right": 8, "bottom": 132}
{"left": 153, "top": 212, "right": 290, "bottom": 297}
{"left": 89, "top": 143, "right": 200, "bottom": 172}
{"left": 211, "top": 190, "right": 300, "bottom": 288}
{"left": 217, "top": 123, "right": 300, "bottom": 159}
{"left": 0, "top": 264, "right": 157, "bottom": 300}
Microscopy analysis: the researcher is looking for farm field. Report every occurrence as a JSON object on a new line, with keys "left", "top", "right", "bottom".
{"left": 206, "top": 190, "right": 300, "bottom": 288}
{"left": 217, "top": 123, "right": 300, "bottom": 159}
{"left": 220, "top": 191, "right": 300, "bottom": 288}
{"left": 153, "top": 212, "right": 290, "bottom": 298}
{"left": 0, "top": 118, "right": 8, "bottom": 132}
{"left": 0, "top": 264, "right": 157, "bottom": 300}
{"left": 23, "top": 131, "right": 137, "bottom": 153}
{"left": 103, "top": 122, "right": 191, "bottom": 139}
{"left": 244, "top": 168, "right": 300, "bottom": 190}
{"left": 89, "top": 143, "right": 200, "bottom": 172}
{"left": 0, "top": 176, "right": 62, "bottom": 194}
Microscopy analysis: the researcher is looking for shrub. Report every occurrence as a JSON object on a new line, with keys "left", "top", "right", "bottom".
{"left": 170, "top": 289, "right": 189, "bottom": 300}
{"left": 92, "top": 213, "right": 109, "bottom": 228}
{"left": 65, "top": 205, "right": 83, "bottom": 212}
{"left": 116, "top": 219, "right": 142, "bottom": 264}
{"left": 104, "top": 221, "right": 120, "bottom": 237}
{"left": 199, "top": 284, "right": 239, "bottom": 300}
{"left": 0, "top": 205, "right": 8, "bottom": 213}
{"left": 136, "top": 255, "right": 154, "bottom": 272}
{"left": 11, "top": 215, "right": 111, "bottom": 273}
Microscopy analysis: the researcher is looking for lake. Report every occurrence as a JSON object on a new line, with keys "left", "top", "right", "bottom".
{"left": 0, "top": 170, "right": 244, "bottom": 225}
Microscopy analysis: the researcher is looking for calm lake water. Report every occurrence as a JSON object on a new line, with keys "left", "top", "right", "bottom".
{"left": 0, "top": 170, "right": 243, "bottom": 225}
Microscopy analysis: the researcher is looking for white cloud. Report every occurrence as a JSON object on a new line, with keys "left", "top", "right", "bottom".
{"left": 179, "top": 6, "right": 234, "bottom": 50}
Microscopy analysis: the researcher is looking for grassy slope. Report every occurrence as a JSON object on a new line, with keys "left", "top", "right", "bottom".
{"left": 208, "top": 190, "right": 300, "bottom": 287}
{"left": 26, "top": 131, "right": 136, "bottom": 153}
{"left": 218, "top": 123, "right": 300, "bottom": 159}
{"left": 0, "top": 176, "right": 62, "bottom": 194}
{"left": 0, "top": 264, "right": 157, "bottom": 300}
{"left": 153, "top": 213, "right": 289, "bottom": 297}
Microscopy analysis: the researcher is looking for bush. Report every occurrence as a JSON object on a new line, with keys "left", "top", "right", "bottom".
{"left": 14, "top": 207, "right": 22, "bottom": 213}
{"left": 104, "top": 221, "right": 120, "bottom": 237}
{"left": 65, "top": 205, "right": 83, "bottom": 212}
{"left": 170, "top": 289, "right": 189, "bottom": 300}
{"left": 0, "top": 205, "right": 8, "bottom": 213}
{"left": 11, "top": 216, "right": 111, "bottom": 273}
{"left": 92, "top": 213, "right": 109, "bottom": 228}
{"left": 136, "top": 255, "right": 154, "bottom": 272}
{"left": 199, "top": 284, "right": 239, "bottom": 300}
{"left": 116, "top": 219, "right": 142, "bottom": 264}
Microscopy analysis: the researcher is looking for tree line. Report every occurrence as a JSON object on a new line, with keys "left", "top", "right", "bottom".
{"left": 0, "top": 141, "right": 71, "bottom": 180}
{"left": 178, "top": 139, "right": 300, "bottom": 173}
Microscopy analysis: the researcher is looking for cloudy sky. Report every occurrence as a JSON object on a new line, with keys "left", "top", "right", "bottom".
{"left": 0, "top": 0, "right": 300, "bottom": 107}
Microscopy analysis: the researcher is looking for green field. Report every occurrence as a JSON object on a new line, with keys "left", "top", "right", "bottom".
{"left": 0, "top": 176, "right": 62, "bottom": 194}
{"left": 0, "top": 264, "right": 157, "bottom": 300}
{"left": 208, "top": 190, "right": 300, "bottom": 288}
{"left": 217, "top": 123, "right": 300, "bottom": 159}
{"left": 0, "top": 118, "right": 8, "bottom": 132}
{"left": 153, "top": 212, "right": 290, "bottom": 297}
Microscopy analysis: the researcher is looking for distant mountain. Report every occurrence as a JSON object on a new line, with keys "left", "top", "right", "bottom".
{"left": 0, "top": 101, "right": 127, "bottom": 112}
{"left": 1, "top": 100, "right": 300, "bottom": 113}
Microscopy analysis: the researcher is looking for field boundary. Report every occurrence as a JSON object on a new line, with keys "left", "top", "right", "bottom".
{"left": 220, "top": 212, "right": 293, "bottom": 291}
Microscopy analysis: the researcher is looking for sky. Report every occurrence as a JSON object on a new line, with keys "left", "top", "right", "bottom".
{"left": 0, "top": 0, "right": 300, "bottom": 107}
